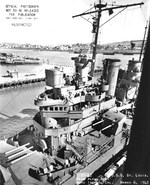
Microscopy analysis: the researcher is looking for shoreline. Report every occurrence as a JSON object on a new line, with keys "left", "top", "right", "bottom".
{"left": 0, "top": 47, "right": 142, "bottom": 55}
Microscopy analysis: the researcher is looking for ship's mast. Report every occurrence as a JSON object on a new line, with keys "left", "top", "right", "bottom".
{"left": 73, "top": 1, "right": 144, "bottom": 76}
{"left": 91, "top": 1, "right": 106, "bottom": 62}
{"left": 90, "top": 1, "right": 107, "bottom": 76}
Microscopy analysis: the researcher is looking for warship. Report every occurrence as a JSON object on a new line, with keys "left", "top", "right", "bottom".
{"left": 0, "top": 1, "right": 145, "bottom": 185}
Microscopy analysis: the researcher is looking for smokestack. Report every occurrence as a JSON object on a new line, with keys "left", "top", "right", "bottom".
{"left": 104, "top": 59, "right": 120, "bottom": 97}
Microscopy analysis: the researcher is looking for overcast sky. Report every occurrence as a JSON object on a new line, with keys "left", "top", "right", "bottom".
{"left": 0, "top": 0, "right": 149, "bottom": 45}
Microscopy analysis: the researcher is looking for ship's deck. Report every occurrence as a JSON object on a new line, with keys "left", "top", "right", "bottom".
{"left": 70, "top": 130, "right": 114, "bottom": 160}
{"left": 74, "top": 130, "right": 111, "bottom": 147}
{"left": 0, "top": 140, "right": 55, "bottom": 185}
{"left": 0, "top": 140, "right": 16, "bottom": 153}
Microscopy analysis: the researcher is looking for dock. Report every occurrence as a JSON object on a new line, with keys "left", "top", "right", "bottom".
{"left": 0, "top": 73, "right": 45, "bottom": 90}
{"left": 0, "top": 65, "right": 75, "bottom": 90}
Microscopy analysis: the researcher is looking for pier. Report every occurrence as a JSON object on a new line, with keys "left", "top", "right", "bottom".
{"left": 0, "top": 73, "right": 45, "bottom": 90}
{"left": 0, "top": 65, "right": 75, "bottom": 90}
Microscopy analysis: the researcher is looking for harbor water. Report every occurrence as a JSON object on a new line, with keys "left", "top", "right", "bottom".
{"left": 0, "top": 49, "right": 140, "bottom": 139}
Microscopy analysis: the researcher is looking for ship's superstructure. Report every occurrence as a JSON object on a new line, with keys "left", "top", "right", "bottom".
{"left": 0, "top": 56, "right": 138, "bottom": 185}
{"left": 29, "top": 58, "right": 134, "bottom": 184}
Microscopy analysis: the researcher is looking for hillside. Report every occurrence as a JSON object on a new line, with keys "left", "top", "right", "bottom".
{"left": 98, "top": 40, "right": 143, "bottom": 54}
{"left": 0, "top": 40, "right": 144, "bottom": 54}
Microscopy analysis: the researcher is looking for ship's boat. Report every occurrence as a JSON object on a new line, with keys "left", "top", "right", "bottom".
{"left": 0, "top": 53, "right": 41, "bottom": 65}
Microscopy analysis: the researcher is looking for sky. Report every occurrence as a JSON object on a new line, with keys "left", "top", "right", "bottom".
{"left": 0, "top": 0, "right": 149, "bottom": 45}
